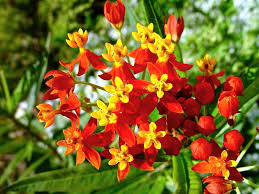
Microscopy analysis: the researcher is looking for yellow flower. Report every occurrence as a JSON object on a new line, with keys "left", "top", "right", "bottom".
{"left": 147, "top": 74, "right": 172, "bottom": 98}
{"left": 102, "top": 39, "right": 127, "bottom": 66}
{"left": 132, "top": 23, "right": 155, "bottom": 49}
{"left": 108, "top": 145, "right": 134, "bottom": 170}
{"left": 104, "top": 77, "right": 133, "bottom": 103}
{"left": 138, "top": 122, "right": 166, "bottom": 149}
{"left": 196, "top": 54, "right": 216, "bottom": 75}
{"left": 90, "top": 100, "right": 118, "bottom": 126}
{"left": 66, "top": 28, "right": 88, "bottom": 48}
{"left": 148, "top": 34, "right": 175, "bottom": 62}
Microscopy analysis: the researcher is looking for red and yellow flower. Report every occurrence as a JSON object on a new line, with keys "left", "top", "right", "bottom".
{"left": 59, "top": 28, "right": 107, "bottom": 76}
{"left": 164, "top": 14, "right": 184, "bottom": 43}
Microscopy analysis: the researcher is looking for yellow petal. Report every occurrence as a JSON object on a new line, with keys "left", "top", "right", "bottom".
{"left": 149, "top": 122, "right": 157, "bottom": 131}
{"left": 148, "top": 23, "right": 154, "bottom": 32}
{"left": 104, "top": 85, "right": 116, "bottom": 94}
{"left": 119, "top": 161, "right": 128, "bottom": 170}
{"left": 115, "top": 76, "right": 124, "bottom": 88}
{"left": 97, "top": 100, "right": 107, "bottom": 110}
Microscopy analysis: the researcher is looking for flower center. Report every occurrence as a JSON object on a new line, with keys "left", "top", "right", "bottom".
{"left": 147, "top": 74, "right": 172, "bottom": 98}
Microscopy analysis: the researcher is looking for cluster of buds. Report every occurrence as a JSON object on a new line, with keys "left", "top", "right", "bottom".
{"left": 36, "top": 0, "right": 246, "bottom": 192}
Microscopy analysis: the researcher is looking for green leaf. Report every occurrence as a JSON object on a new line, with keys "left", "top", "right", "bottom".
{"left": 149, "top": 108, "right": 162, "bottom": 122}
{"left": 172, "top": 152, "right": 202, "bottom": 194}
{"left": 0, "top": 148, "right": 28, "bottom": 185}
{"left": 143, "top": 0, "right": 164, "bottom": 36}
{"left": 0, "top": 138, "right": 26, "bottom": 155}
{"left": 12, "top": 55, "right": 48, "bottom": 112}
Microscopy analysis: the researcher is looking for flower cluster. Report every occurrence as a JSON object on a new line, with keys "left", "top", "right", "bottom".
{"left": 37, "top": 0, "right": 246, "bottom": 192}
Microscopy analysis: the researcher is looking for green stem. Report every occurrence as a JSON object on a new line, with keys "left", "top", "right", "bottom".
{"left": 236, "top": 130, "right": 258, "bottom": 165}
{"left": 75, "top": 80, "right": 105, "bottom": 91}
{"left": 202, "top": 105, "right": 207, "bottom": 116}
{"left": 243, "top": 178, "right": 259, "bottom": 189}
{"left": 237, "top": 165, "right": 259, "bottom": 172}
{"left": 118, "top": 30, "right": 132, "bottom": 65}
{"left": 0, "top": 70, "right": 12, "bottom": 113}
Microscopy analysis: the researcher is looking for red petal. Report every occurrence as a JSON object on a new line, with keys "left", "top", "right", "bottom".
{"left": 86, "top": 131, "right": 115, "bottom": 147}
{"left": 82, "top": 117, "right": 97, "bottom": 138}
{"left": 43, "top": 89, "right": 59, "bottom": 100}
{"left": 85, "top": 50, "right": 107, "bottom": 70}
{"left": 155, "top": 117, "right": 167, "bottom": 131}
{"left": 140, "top": 93, "right": 158, "bottom": 115}
{"left": 145, "top": 145, "right": 158, "bottom": 165}
{"left": 59, "top": 54, "right": 81, "bottom": 72}
{"left": 98, "top": 72, "right": 112, "bottom": 80}
{"left": 116, "top": 122, "right": 135, "bottom": 147}
{"left": 191, "top": 161, "right": 211, "bottom": 173}
{"left": 147, "top": 62, "right": 162, "bottom": 78}
{"left": 83, "top": 146, "right": 101, "bottom": 170}
{"left": 227, "top": 167, "right": 243, "bottom": 181}
{"left": 161, "top": 135, "right": 181, "bottom": 155}
{"left": 60, "top": 92, "right": 81, "bottom": 111}
{"left": 77, "top": 52, "right": 89, "bottom": 76}
{"left": 44, "top": 70, "right": 67, "bottom": 80}
{"left": 117, "top": 162, "right": 130, "bottom": 182}
{"left": 101, "top": 149, "right": 112, "bottom": 159}
{"left": 130, "top": 159, "right": 154, "bottom": 171}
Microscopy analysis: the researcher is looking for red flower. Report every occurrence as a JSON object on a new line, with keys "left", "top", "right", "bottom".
{"left": 183, "top": 98, "right": 201, "bottom": 117}
{"left": 197, "top": 116, "right": 216, "bottom": 136}
{"left": 59, "top": 29, "right": 107, "bottom": 76}
{"left": 164, "top": 14, "right": 184, "bottom": 43}
{"left": 203, "top": 176, "right": 236, "bottom": 194}
{"left": 193, "top": 81, "right": 215, "bottom": 105}
{"left": 217, "top": 91, "right": 239, "bottom": 119}
{"left": 224, "top": 130, "right": 244, "bottom": 152}
{"left": 43, "top": 70, "right": 75, "bottom": 102}
{"left": 196, "top": 70, "right": 225, "bottom": 88}
{"left": 104, "top": 0, "right": 125, "bottom": 30}
{"left": 101, "top": 143, "right": 153, "bottom": 181}
{"left": 191, "top": 138, "right": 212, "bottom": 160}
{"left": 223, "top": 76, "right": 244, "bottom": 96}
{"left": 57, "top": 118, "right": 114, "bottom": 168}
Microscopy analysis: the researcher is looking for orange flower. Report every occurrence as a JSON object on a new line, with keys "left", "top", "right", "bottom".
{"left": 164, "top": 14, "right": 184, "bottom": 43}
{"left": 59, "top": 29, "right": 107, "bottom": 76}
{"left": 203, "top": 176, "right": 236, "bottom": 194}
{"left": 104, "top": 0, "right": 125, "bottom": 30}
{"left": 192, "top": 150, "right": 242, "bottom": 180}
{"left": 57, "top": 118, "right": 114, "bottom": 168}
{"left": 36, "top": 104, "right": 58, "bottom": 128}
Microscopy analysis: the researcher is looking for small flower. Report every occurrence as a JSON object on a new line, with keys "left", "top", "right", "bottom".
{"left": 182, "top": 119, "right": 198, "bottom": 137}
{"left": 147, "top": 74, "right": 172, "bottom": 98}
{"left": 164, "top": 14, "right": 184, "bottom": 43}
{"left": 148, "top": 34, "right": 175, "bottom": 62}
{"left": 217, "top": 91, "right": 239, "bottom": 119}
{"left": 104, "top": 76, "right": 133, "bottom": 103}
{"left": 132, "top": 23, "right": 155, "bottom": 49}
{"left": 193, "top": 81, "right": 215, "bottom": 105}
{"left": 197, "top": 116, "right": 216, "bottom": 136}
{"left": 36, "top": 104, "right": 57, "bottom": 128}
{"left": 223, "top": 76, "right": 244, "bottom": 96}
{"left": 90, "top": 100, "right": 118, "bottom": 126}
{"left": 104, "top": 0, "right": 125, "bottom": 30}
{"left": 190, "top": 138, "right": 212, "bottom": 160}
{"left": 224, "top": 130, "right": 244, "bottom": 152}
{"left": 183, "top": 98, "right": 201, "bottom": 117}
{"left": 102, "top": 39, "right": 128, "bottom": 66}
{"left": 196, "top": 54, "right": 216, "bottom": 75}
{"left": 138, "top": 122, "right": 167, "bottom": 149}
{"left": 60, "top": 29, "right": 107, "bottom": 76}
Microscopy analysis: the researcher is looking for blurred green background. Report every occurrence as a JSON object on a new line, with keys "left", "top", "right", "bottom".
{"left": 0, "top": 0, "right": 258, "bottom": 193}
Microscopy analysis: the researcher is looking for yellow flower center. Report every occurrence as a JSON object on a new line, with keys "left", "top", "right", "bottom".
{"left": 66, "top": 28, "right": 88, "bottom": 49}
{"left": 138, "top": 122, "right": 166, "bottom": 149}
{"left": 147, "top": 74, "right": 172, "bottom": 98}
{"left": 196, "top": 54, "right": 216, "bottom": 75}
{"left": 108, "top": 145, "right": 134, "bottom": 170}
{"left": 148, "top": 34, "right": 175, "bottom": 62}
{"left": 104, "top": 77, "right": 133, "bottom": 103}
{"left": 90, "top": 100, "right": 118, "bottom": 126}
{"left": 102, "top": 39, "right": 127, "bottom": 65}
{"left": 132, "top": 23, "right": 155, "bottom": 49}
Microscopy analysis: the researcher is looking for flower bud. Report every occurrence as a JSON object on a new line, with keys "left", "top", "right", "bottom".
{"left": 197, "top": 116, "right": 216, "bottom": 136}
{"left": 193, "top": 82, "right": 215, "bottom": 105}
{"left": 183, "top": 98, "right": 201, "bottom": 117}
{"left": 164, "top": 14, "right": 184, "bottom": 43}
{"left": 191, "top": 138, "right": 212, "bottom": 160}
{"left": 223, "top": 76, "right": 244, "bottom": 96}
{"left": 224, "top": 130, "right": 244, "bottom": 152}
{"left": 203, "top": 176, "right": 236, "bottom": 194}
{"left": 104, "top": 0, "right": 125, "bottom": 30}
{"left": 182, "top": 119, "right": 198, "bottom": 137}
{"left": 217, "top": 91, "right": 239, "bottom": 119}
